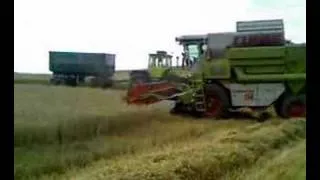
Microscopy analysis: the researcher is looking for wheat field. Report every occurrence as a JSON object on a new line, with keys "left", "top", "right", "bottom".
{"left": 14, "top": 80, "right": 306, "bottom": 180}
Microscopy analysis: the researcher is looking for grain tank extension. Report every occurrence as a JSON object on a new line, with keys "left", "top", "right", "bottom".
{"left": 125, "top": 19, "right": 306, "bottom": 120}
{"left": 49, "top": 51, "right": 116, "bottom": 87}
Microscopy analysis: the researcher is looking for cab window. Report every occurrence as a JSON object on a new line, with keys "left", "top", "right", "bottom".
{"left": 187, "top": 45, "right": 200, "bottom": 59}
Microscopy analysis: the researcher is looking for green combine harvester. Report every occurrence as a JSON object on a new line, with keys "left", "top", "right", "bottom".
{"left": 125, "top": 19, "right": 306, "bottom": 120}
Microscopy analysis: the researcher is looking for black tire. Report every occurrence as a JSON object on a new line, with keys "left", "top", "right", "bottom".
{"left": 49, "top": 78, "right": 60, "bottom": 85}
{"left": 170, "top": 102, "right": 185, "bottom": 115}
{"left": 204, "top": 84, "right": 231, "bottom": 118}
{"left": 274, "top": 93, "right": 285, "bottom": 118}
{"left": 65, "top": 78, "right": 77, "bottom": 87}
{"left": 78, "top": 76, "right": 85, "bottom": 83}
{"left": 275, "top": 94, "right": 306, "bottom": 118}
{"left": 101, "top": 79, "right": 113, "bottom": 88}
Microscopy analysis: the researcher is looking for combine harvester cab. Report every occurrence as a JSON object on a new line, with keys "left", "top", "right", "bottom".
{"left": 125, "top": 19, "right": 306, "bottom": 120}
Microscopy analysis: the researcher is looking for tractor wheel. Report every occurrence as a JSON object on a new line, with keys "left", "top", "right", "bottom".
{"left": 204, "top": 84, "right": 230, "bottom": 118}
{"left": 170, "top": 102, "right": 185, "bottom": 115}
{"left": 276, "top": 94, "right": 306, "bottom": 118}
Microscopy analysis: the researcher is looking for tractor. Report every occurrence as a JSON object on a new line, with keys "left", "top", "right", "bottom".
{"left": 129, "top": 47, "right": 202, "bottom": 85}
{"left": 129, "top": 51, "right": 173, "bottom": 84}
{"left": 125, "top": 19, "right": 306, "bottom": 120}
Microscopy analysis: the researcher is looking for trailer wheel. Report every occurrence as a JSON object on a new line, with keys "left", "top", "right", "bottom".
{"left": 101, "top": 79, "right": 113, "bottom": 88}
{"left": 49, "top": 78, "right": 60, "bottom": 85}
{"left": 276, "top": 94, "right": 306, "bottom": 118}
{"left": 65, "top": 78, "right": 77, "bottom": 87}
{"left": 204, "top": 84, "right": 230, "bottom": 118}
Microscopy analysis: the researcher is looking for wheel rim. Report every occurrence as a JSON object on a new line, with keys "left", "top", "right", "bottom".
{"left": 288, "top": 103, "right": 306, "bottom": 117}
{"left": 205, "top": 95, "right": 223, "bottom": 117}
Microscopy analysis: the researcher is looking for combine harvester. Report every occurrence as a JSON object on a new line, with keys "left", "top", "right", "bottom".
{"left": 125, "top": 19, "right": 306, "bottom": 120}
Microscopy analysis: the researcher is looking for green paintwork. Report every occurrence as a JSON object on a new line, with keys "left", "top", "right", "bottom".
{"left": 153, "top": 44, "right": 306, "bottom": 105}
{"left": 284, "top": 45, "right": 306, "bottom": 94}
{"left": 244, "top": 66, "right": 285, "bottom": 74}
{"left": 135, "top": 20, "right": 306, "bottom": 110}
{"left": 135, "top": 32, "right": 306, "bottom": 108}
{"left": 233, "top": 67, "right": 306, "bottom": 81}
{"left": 227, "top": 46, "right": 286, "bottom": 59}
{"left": 174, "top": 44, "right": 306, "bottom": 105}
{"left": 170, "top": 68, "right": 193, "bottom": 77}
{"left": 200, "top": 58, "right": 231, "bottom": 79}
{"left": 228, "top": 46, "right": 286, "bottom": 77}
{"left": 147, "top": 51, "right": 175, "bottom": 79}
{"left": 177, "top": 88, "right": 196, "bottom": 104}
{"left": 230, "top": 59, "right": 285, "bottom": 66}
{"left": 149, "top": 67, "right": 193, "bottom": 79}
{"left": 224, "top": 45, "right": 305, "bottom": 94}
{"left": 149, "top": 67, "right": 167, "bottom": 78}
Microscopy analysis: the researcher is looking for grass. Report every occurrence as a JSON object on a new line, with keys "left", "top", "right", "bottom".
{"left": 14, "top": 83, "right": 306, "bottom": 180}
{"left": 48, "top": 120, "right": 304, "bottom": 180}
{"left": 14, "top": 71, "right": 130, "bottom": 88}
{"left": 225, "top": 139, "right": 306, "bottom": 180}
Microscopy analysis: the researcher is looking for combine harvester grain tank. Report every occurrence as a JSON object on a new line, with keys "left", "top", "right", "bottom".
{"left": 125, "top": 19, "right": 306, "bottom": 120}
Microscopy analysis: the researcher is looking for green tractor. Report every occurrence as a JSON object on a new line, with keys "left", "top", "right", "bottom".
{"left": 129, "top": 51, "right": 172, "bottom": 84}
{"left": 126, "top": 19, "right": 306, "bottom": 120}
{"left": 129, "top": 44, "right": 206, "bottom": 85}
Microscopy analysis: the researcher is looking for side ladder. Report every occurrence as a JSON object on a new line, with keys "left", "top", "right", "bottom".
{"left": 192, "top": 80, "right": 206, "bottom": 112}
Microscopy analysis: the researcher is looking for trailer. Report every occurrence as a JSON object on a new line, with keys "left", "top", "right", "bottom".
{"left": 49, "top": 51, "right": 116, "bottom": 87}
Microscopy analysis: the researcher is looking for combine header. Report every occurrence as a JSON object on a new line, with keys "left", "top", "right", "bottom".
{"left": 125, "top": 19, "right": 306, "bottom": 120}
{"left": 126, "top": 81, "right": 181, "bottom": 105}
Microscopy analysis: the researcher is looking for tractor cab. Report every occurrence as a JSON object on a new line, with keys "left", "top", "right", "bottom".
{"left": 147, "top": 50, "right": 174, "bottom": 78}
{"left": 148, "top": 51, "right": 173, "bottom": 68}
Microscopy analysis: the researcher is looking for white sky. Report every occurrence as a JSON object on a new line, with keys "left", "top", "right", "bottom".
{"left": 14, "top": 0, "right": 306, "bottom": 73}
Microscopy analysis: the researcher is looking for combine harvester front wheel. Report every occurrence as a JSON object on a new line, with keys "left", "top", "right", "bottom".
{"left": 203, "top": 84, "right": 230, "bottom": 118}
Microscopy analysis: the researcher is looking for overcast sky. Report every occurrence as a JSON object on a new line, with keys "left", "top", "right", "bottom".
{"left": 14, "top": 0, "right": 306, "bottom": 73}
